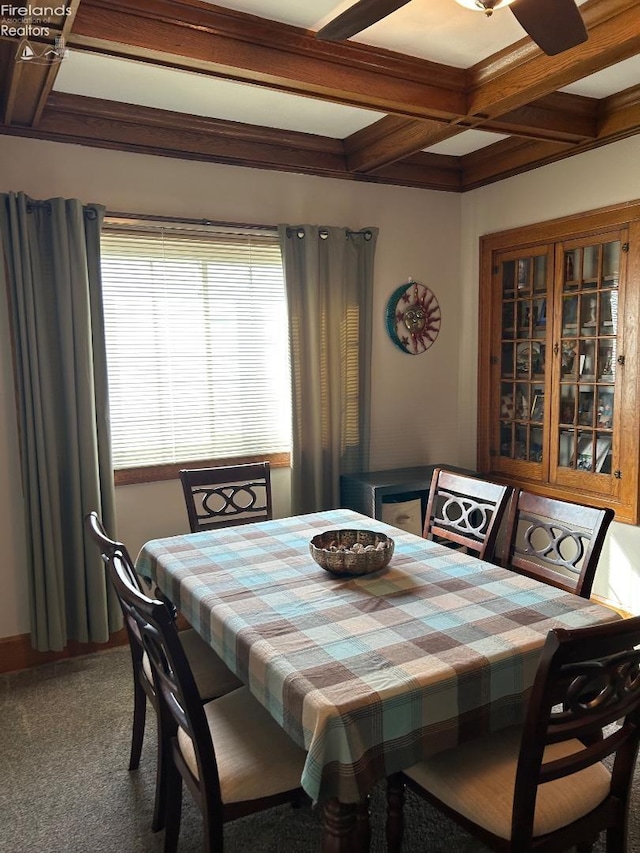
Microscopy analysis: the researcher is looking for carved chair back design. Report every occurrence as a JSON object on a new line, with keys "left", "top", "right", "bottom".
{"left": 502, "top": 490, "right": 614, "bottom": 598}
{"left": 179, "top": 462, "right": 272, "bottom": 532}
{"left": 423, "top": 468, "right": 512, "bottom": 563}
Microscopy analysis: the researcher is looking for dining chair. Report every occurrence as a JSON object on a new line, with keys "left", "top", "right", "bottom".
{"left": 106, "top": 546, "right": 307, "bottom": 853}
{"left": 387, "top": 614, "right": 640, "bottom": 853}
{"left": 500, "top": 490, "right": 614, "bottom": 598}
{"left": 422, "top": 468, "right": 512, "bottom": 563}
{"left": 84, "top": 512, "right": 242, "bottom": 831}
{"left": 179, "top": 462, "right": 273, "bottom": 532}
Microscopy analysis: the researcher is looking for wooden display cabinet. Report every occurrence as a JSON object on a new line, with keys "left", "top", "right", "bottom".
{"left": 478, "top": 201, "right": 640, "bottom": 524}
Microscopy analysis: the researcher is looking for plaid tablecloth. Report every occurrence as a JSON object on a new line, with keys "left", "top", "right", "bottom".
{"left": 136, "top": 508, "right": 619, "bottom": 803}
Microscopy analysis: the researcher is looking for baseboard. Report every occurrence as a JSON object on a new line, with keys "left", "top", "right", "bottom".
{"left": 1, "top": 613, "right": 192, "bottom": 675}
{"left": 0, "top": 628, "right": 129, "bottom": 675}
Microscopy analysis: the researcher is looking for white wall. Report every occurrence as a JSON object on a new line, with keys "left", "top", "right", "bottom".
{"left": 0, "top": 136, "right": 462, "bottom": 638}
{"left": 461, "top": 136, "right": 640, "bottom": 611}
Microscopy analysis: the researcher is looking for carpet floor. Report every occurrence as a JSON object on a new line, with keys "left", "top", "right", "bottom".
{"left": 1, "top": 645, "right": 639, "bottom": 853}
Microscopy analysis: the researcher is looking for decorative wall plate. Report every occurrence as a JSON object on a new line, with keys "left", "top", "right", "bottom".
{"left": 385, "top": 280, "right": 441, "bottom": 355}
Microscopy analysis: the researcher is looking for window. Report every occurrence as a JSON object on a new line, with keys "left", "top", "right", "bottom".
{"left": 100, "top": 219, "right": 291, "bottom": 483}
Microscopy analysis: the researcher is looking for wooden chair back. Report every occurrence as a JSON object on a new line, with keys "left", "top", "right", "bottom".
{"left": 423, "top": 468, "right": 511, "bottom": 562}
{"left": 502, "top": 490, "right": 614, "bottom": 598}
{"left": 179, "top": 462, "right": 273, "bottom": 532}
{"left": 509, "top": 615, "right": 640, "bottom": 849}
{"left": 106, "top": 548, "right": 227, "bottom": 846}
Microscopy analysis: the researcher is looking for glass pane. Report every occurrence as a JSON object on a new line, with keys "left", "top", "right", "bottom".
{"left": 501, "top": 382, "right": 514, "bottom": 418}
{"left": 500, "top": 422, "right": 513, "bottom": 458}
{"left": 576, "top": 432, "right": 594, "bottom": 472}
{"left": 501, "top": 342, "right": 514, "bottom": 378}
{"left": 502, "top": 302, "right": 515, "bottom": 338}
{"left": 597, "top": 389, "right": 614, "bottom": 429}
{"left": 599, "top": 290, "right": 618, "bottom": 335}
{"left": 582, "top": 245, "right": 599, "bottom": 283}
{"left": 515, "top": 384, "right": 529, "bottom": 421}
{"left": 580, "top": 293, "right": 598, "bottom": 332}
{"left": 516, "top": 301, "right": 530, "bottom": 339}
{"left": 514, "top": 425, "right": 527, "bottom": 460}
{"left": 516, "top": 342, "right": 531, "bottom": 377}
{"left": 561, "top": 339, "right": 577, "bottom": 377}
{"left": 598, "top": 342, "right": 616, "bottom": 381}
{"left": 564, "top": 250, "right": 578, "bottom": 287}
{"left": 560, "top": 386, "right": 576, "bottom": 425}
{"left": 558, "top": 430, "right": 575, "bottom": 468}
{"left": 530, "top": 387, "right": 544, "bottom": 422}
{"left": 529, "top": 426, "right": 543, "bottom": 462}
{"left": 502, "top": 260, "right": 515, "bottom": 296}
{"left": 603, "top": 241, "right": 620, "bottom": 284}
{"left": 532, "top": 342, "right": 545, "bottom": 378}
{"left": 595, "top": 433, "right": 612, "bottom": 474}
{"left": 533, "top": 255, "right": 546, "bottom": 292}
{"left": 578, "top": 339, "right": 596, "bottom": 380}
{"left": 562, "top": 296, "right": 578, "bottom": 334}
{"left": 533, "top": 298, "right": 546, "bottom": 337}
{"left": 578, "top": 387, "right": 595, "bottom": 426}
{"left": 516, "top": 258, "right": 531, "bottom": 293}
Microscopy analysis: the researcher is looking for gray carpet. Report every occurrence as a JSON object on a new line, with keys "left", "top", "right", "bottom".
{"left": 1, "top": 646, "right": 638, "bottom": 853}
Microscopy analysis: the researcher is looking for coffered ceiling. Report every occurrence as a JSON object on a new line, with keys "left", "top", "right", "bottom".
{"left": 1, "top": 0, "right": 639, "bottom": 192}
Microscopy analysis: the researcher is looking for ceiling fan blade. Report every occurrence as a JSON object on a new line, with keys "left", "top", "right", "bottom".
{"left": 316, "top": 0, "right": 412, "bottom": 42}
{"left": 510, "top": 0, "right": 588, "bottom": 56}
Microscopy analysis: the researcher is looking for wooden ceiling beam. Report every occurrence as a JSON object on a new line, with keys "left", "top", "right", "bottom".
{"left": 467, "top": 0, "right": 640, "bottom": 119}
{"left": 461, "top": 85, "right": 640, "bottom": 189}
{"left": 347, "top": 0, "right": 638, "bottom": 172}
{"left": 68, "top": 0, "right": 466, "bottom": 121}
{"left": 345, "top": 91, "right": 599, "bottom": 172}
{"left": 3, "top": 91, "right": 457, "bottom": 191}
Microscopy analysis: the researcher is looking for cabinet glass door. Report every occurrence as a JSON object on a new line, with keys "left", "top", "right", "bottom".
{"left": 496, "top": 249, "right": 549, "bottom": 472}
{"left": 553, "top": 235, "right": 621, "bottom": 486}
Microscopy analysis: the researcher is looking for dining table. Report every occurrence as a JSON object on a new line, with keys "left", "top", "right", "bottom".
{"left": 135, "top": 507, "right": 620, "bottom": 852}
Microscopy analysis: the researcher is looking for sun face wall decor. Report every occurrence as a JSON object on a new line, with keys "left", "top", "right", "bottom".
{"left": 385, "top": 280, "right": 441, "bottom": 355}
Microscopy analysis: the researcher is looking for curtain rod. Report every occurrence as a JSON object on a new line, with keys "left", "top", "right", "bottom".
{"left": 105, "top": 211, "right": 277, "bottom": 232}
{"left": 285, "top": 226, "right": 374, "bottom": 240}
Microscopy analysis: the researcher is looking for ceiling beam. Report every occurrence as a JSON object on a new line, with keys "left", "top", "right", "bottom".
{"left": 5, "top": 91, "right": 458, "bottom": 191}
{"left": 348, "top": 0, "right": 639, "bottom": 172}
{"left": 345, "top": 92, "right": 599, "bottom": 172}
{"left": 467, "top": 0, "right": 640, "bottom": 118}
{"left": 67, "top": 0, "right": 467, "bottom": 121}
{"left": 461, "top": 85, "right": 640, "bottom": 189}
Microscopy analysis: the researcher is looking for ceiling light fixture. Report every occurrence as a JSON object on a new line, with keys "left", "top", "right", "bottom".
{"left": 454, "top": 0, "right": 517, "bottom": 16}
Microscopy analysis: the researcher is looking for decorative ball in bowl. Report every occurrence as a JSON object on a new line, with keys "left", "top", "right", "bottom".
{"left": 309, "top": 529, "right": 394, "bottom": 577}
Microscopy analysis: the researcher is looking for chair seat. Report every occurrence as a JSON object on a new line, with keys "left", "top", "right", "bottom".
{"left": 177, "top": 686, "right": 307, "bottom": 803}
{"left": 143, "top": 629, "right": 243, "bottom": 700}
{"left": 404, "top": 725, "right": 611, "bottom": 839}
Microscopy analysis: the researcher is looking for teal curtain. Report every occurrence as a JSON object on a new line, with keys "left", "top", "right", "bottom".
{"left": 0, "top": 193, "right": 120, "bottom": 651}
{"left": 278, "top": 225, "right": 378, "bottom": 513}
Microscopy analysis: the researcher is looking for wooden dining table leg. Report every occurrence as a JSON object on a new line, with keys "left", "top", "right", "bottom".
{"left": 386, "top": 773, "right": 405, "bottom": 853}
{"left": 322, "top": 798, "right": 359, "bottom": 853}
{"left": 355, "top": 795, "right": 371, "bottom": 852}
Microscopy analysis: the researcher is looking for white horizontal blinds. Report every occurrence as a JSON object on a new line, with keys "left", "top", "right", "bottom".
{"left": 100, "top": 222, "right": 291, "bottom": 469}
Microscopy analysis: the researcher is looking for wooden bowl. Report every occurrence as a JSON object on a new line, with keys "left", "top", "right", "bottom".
{"left": 309, "top": 529, "right": 394, "bottom": 577}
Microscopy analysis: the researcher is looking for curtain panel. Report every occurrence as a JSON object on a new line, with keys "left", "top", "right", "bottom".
{"left": 0, "top": 193, "right": 120, "bottom": 651}
{"left": 278, "top": 224, "right": 378, "bottom": 513}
